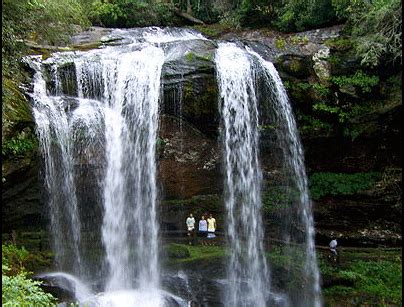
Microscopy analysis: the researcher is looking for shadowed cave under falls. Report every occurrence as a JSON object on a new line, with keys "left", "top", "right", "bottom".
{"left": 27, "top": 27, "right": 322, "bottom": 306}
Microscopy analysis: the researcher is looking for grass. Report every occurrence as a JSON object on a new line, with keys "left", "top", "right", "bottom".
{"left": 165, "top": 243, "right": 226, "bottom": 264}
{"left": 319, "top": 248, "right": 402, "bottom": 306}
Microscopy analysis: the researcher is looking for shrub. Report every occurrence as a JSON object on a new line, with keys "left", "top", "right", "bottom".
{"left": 2, "top": 131, "right": 38, "bottom": 158}
{"left": 2, "top": 268, "right": 56, "bottom": 306}
{"left": 331, "top": 70, "right": 379, "bottom": 93}
{"left": 2, "top": 244, "right": 56, "bottom": 306}
{"left": 274, "top": 0, "right": 337, "bottom": 32}
{"left": 341, "top": 0, "right": 402, "bottom": 66}
{"left": 89, "top": 0, "right": 177, "bottom": 27}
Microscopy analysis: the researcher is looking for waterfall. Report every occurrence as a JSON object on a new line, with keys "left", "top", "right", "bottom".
{"left": 215, "top": 43, "right": 269, "bottom": 306}
{"left": 31, "top": 59, "right": 82, "bottom": 274}
{"left": 246, "top": 49, "right": 322, "bottom": 306}
{"left": 27, "top": 26, "right": 322, "bottom": 306}
{"left": 73, "top": 45, "right": 165, "bottom": 291}
{"left": 215, "top": 42, "right": 322, "bottom": 306}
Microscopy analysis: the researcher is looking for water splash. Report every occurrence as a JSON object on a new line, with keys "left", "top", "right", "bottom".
{"left": 36, "top": 271, "right": 93, "bottom": 302}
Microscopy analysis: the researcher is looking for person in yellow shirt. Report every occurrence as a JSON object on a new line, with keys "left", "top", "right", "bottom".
{"left": 206, "top": 214, "right": 216, "bottom": 245}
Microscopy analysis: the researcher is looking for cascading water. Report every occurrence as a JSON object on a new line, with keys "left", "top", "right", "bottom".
{"left": 215, "top": 43, "right": 270, "bottom": 306}
{"left": 215, "top": 43, "right": 322, "bottom": 306}
{"left": 27, "top": 26, "right": 322, "bottom": 306}
{"left": 74, "top": 45, "right": 165, "bottom": 292}
{"left": 28, "top": 28, "right": 206, "bottom": 306}
{"left": 247, "top": 49, "right": 322, "bottom": 306}
{"left": 31, "top": 60, "right": 82, "bottom": 275}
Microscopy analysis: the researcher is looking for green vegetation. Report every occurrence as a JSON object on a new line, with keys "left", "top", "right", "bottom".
{"left": 274, "top": 0, "right": 337, "bottom": 32}
{"left": 309, "top": 172, "right": 382, "bottom": 199}
{"left": 347, "top": 0, "right": 402, "bottom": 66}
{"left": 262, "top": 186, "right": 295, "bottom": 213}
{"left": 2, "top": 0, "right": 89, "bottom": 157}
{"left": 312, "top": 102, "right": 349, "bottom": 123}
{"left": 298, "top": 114, "right": 334, "bottom": 136}
{"left": 88, "top": 0, "right": 178, "bottom": 27}
{"left": 331, "top": 70, "right": 379, "bottom": 93}
{"left": 324, "top": 37, "right": 353, "bottom": 51}
{"left": 2, "top": 131, "right": 38, "bottom": 158}
{"left": 166, "top": 244, "right": 402, "bottom": 305}
{"left": 2, "top": 244, "right": 56, "bottom": 306}
{"left": 320, "top": 249, "right": 402, "bottom": 305}
{"left": 165, "top": 243, "right": 226, "bottom": 263}
{"left": 184, "top": 51, "right": 212, "bottom": 62}
{"left": 274, "top": 37, "right": 286, "bottom": 50}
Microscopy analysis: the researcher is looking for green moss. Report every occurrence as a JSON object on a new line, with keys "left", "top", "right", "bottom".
{"left": 309, "top": 172, "right": 382, "bottom": 200}
{"left": 184, "top": 51, "right": 212, "bottom": 63}
{"left": 189, "top": 24, "right": 230, "bottom": 39}
{"left": 290, "top": 35, "right": 309, "bottom": 45}
{"left": 324, "top": 37, "right": 353, "bottom": 51}
{"left": 182, "top": 78, "right": 218, "bottom": 120}
{"left": 165, "top": 243, "right": 226, "bottom": 264}
{"left": 289, "top": 59, "right": 302, "bottom": 73}
{"left": 275, "top": 37, "right": 286, "bottom": 50}
{"left": 2, "top": 78, "right": 33, "bottom": 125}
{"left": 167, "top": 243, "right": 191, "bottom": 259}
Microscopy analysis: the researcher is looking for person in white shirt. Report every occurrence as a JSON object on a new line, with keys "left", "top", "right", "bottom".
{"left": 329, "top": 238, "right": 338, "bottom": 255}
{"left": 186, "top": 213, "right": 196, "bottom": 245}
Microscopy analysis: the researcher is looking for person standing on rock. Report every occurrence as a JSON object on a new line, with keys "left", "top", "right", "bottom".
{"left": 186, "top": 213, "right": 196, "bottom": 245}
{"left": 207, "top": 214, "right": 216, "bottom": 246}
{"left": 198, "top": 215, "right": 208, "bottom": 245}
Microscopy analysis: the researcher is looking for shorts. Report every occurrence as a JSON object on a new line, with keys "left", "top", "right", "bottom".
{"left": 199, "top": 231, "right": 207, "bottom": 237}
{"left": 207, "top": 232, "right": 216, "bottom": 239}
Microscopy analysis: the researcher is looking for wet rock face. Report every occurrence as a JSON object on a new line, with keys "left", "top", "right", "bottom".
{"left": 162, "top": 39, "right": 219, "bottom": 137}
{"left": 158, "top": 115, "right": 221, "bottom": 200}
{"left": 1, "top": 151, "right": 47, "bottom": 233}
{"left": 313, "top": 195, "right": 402, "bottom": 247}
{"left": 3, "top": 26, "right": 401, "bottom": 248}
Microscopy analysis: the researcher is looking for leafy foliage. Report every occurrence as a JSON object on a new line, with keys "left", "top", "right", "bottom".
{"left": 2, "top": 244, "right": 29, "bottom": 275}
{"left": 2, "top": 244, "right": 56, "bottom": 306}
{"left": 2, "top": 269, "right": 56, "bottom": 306}
{"left": 348, "top": 0, "right": 402, "bottom": 66}
{"left": 89, "top": 0, "right": 178, "bottom": 27}
{"left": 2, "top": 0, "right": 89, "bottom": 63}
{"left": 2, "top": 131, "right": 38, "bottom": 158}
{"left": 331, "top": 70, "right": 379, "bottom": 93}
{"left": 274, "top": 0, "right": 337, "bottom": 31}
{"left": 297, "top": 114, "right": 334, "bottom": 136}
{"left": 309, "top": 172, "right": 382, "bottom": 199}
{"left": 312, "top": 102, "right": 349, "bottom": 123}
{"left": 262, "top": 186, "right": 294, "bottom": 212}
